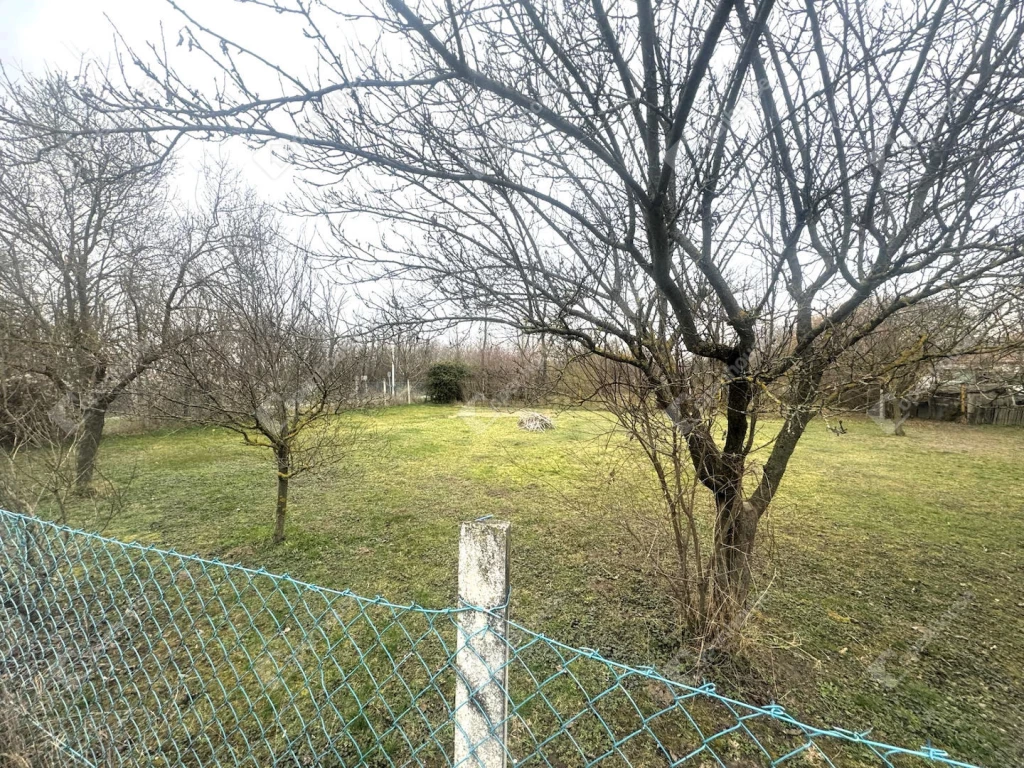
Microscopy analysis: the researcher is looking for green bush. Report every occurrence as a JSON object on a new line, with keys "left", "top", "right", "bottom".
{"left": 425, "top": 362, "right": 470, "bottom": 404}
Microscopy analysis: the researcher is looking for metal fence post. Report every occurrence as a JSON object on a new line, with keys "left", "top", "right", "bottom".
{"left": 454, "top": 519, "right": 511, "bottom": 768}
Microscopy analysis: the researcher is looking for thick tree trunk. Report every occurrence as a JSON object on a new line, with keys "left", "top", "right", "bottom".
{"left": 75, "top": 406, "right": 107, "bottom": 493}
{"left": 273, "top": 446, "right": 290, "bottom": 545}
{"left": 706, "top": 463, "right": 758, "bottom": 640}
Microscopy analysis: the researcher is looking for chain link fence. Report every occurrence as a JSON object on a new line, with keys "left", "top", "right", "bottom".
{"left": 0, "top": 509, "right": 977, "bottom": 767}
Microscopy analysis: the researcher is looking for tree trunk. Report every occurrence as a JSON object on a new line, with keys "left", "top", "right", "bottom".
{"left": 893, "top": 407, "right": 911, "bottom": 436}
{"left": 75, "top": 405, "right": 107, "bottom": 493}
{"left": 538, "top": 333, "right": 549, "bottom": 403}
{"left": 273, "top": 446, "right": 290, "bottom": 545}
{"left": 706, "top": 469, "right": 758, "bottom": 641}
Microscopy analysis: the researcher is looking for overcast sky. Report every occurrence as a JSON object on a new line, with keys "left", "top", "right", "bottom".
{"left": 0, "top": 0, "right": 304, "bottom": 205}
{"left": 0, "top": 0, "right": 169, "bottom": 72}
{"left": 0, "top": 0, "right": 435, "bottom": 333}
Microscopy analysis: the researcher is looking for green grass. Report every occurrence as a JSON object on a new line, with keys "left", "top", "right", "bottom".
{"left": 62, "top": 406, "right": 1024, "bottom": 765}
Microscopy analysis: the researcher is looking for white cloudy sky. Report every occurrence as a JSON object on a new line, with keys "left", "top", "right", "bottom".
{"left": 0, "top": 0, "right": 306, "bottom": 203}
{"left": 0, "top": 0, "right": 169, "bottom": 72}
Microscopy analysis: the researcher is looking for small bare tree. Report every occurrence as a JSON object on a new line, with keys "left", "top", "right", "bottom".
{"left": 564, "top": 346, "right": 769, "bottom": 645}
{"left": 169, "top": 201, "right": 359, "bottom": 544}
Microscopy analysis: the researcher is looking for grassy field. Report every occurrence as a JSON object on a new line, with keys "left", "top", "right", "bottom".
{"left": 61, "top": 406, "right": 1024, "bottom": 766}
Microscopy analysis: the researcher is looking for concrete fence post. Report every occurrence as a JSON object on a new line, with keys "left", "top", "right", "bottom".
{"left": 454, "top": 519, "right": 511, "bottom": 768}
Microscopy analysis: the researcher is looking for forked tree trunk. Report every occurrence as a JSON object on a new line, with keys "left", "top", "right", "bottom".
{"left": 75, "top": 406, "right": 107, "bottom": 493}
{"left": 273, "top": 445, "right": 290, "bottom": 545}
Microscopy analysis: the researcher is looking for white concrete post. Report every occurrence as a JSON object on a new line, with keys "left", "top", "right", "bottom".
{"left": 454, "top": 520, "right": 510, "bottom": 768}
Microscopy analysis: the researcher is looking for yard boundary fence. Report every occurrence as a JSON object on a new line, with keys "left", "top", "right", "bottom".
{"left": 0, "top": 509, "right": 979, "bottom": 767}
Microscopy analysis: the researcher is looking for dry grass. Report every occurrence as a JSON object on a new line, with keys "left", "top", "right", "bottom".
{"left": 0, "top": 690, "right": 60, "bottom": 768}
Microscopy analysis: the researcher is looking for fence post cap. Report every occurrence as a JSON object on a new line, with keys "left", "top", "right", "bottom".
{"left": 458, "top": 520, "right": 510, "bottom": 611}
{"left": 461, "top": 518, "right": 510, "bottom": 531}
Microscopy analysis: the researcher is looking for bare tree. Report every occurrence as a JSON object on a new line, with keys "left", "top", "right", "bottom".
{"left": 0, "top": 71, "right": 213, "bottom": 492}
{"left": 168, "top": 200, "right": 360, "bottom": 544}
{"left": 19, "top": 0, "right": 1024, "bottom": 640}
{"left": 0, "top": 314, "right": 134, "bottom": 527}
{"left": 829, "top": 296, "right": 1024, "bottom": 435}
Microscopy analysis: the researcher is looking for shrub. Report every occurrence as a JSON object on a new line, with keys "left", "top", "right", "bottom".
{"left": 425, "top": 362, "right": 471, "bottom": 404}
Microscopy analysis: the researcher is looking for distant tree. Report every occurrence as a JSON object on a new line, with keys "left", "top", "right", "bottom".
{"left": 169, "top": 199, "right": 360, "bottom": 544}
{"left": 829, "top": 297, "right": 1024, "bottom": 435}
{"left": 425, "top": 362, "right": 470, "bottom": 404}
{"left": 0, "top": 72, "right": 212, "bottom": 492}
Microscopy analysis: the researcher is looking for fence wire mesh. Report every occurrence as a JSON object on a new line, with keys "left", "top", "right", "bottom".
{"left": 0, "top": 510, "right": 978, "bottom": 768}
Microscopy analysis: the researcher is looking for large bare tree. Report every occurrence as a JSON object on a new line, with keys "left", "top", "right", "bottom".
{"left": 14, "top": 0, "right": 1024, "bottom": 638}
{"left": 0, "top": 72, "right": 216, "bottom": 491}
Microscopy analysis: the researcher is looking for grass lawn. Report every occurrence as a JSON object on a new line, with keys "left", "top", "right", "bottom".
{"left": 60, "top": 406, "right": 1024, "bottom": 766}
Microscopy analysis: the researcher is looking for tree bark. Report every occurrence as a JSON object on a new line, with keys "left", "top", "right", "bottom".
{"left": 893, "top": 408, "right": 911, "bottom": 436}
{"left": 706, "top": 461, "right": 758, "bottom": 639}
{"left": 273, "top": 445, "right": 290, "bottom": 545}
{"left": 538, "top": 333, "right": 549, "bottom": 404}
{"left": 75, "top": 405, "right": 107, "bottom": 493}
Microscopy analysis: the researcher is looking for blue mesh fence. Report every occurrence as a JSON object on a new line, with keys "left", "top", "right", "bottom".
{"left": 0, "top": 509, "right": 978, "bottom": 767}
